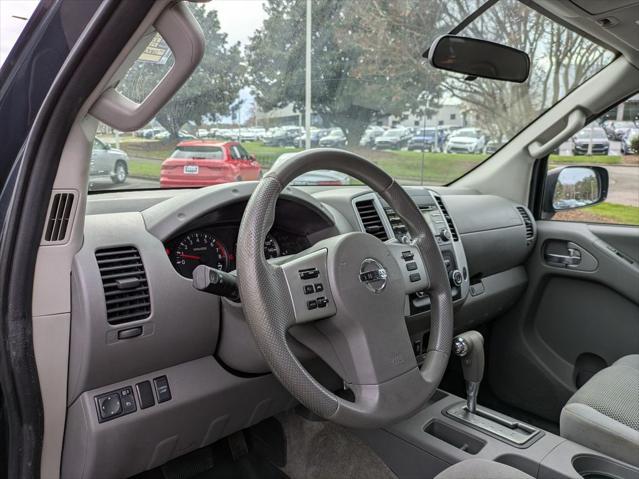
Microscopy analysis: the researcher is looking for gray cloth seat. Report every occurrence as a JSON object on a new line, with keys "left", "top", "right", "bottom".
{"left": 560, "top": 354, "right": 639, "bottom": 466}
{"left": 434, "top": 459, "right": 533, "bottom": 479}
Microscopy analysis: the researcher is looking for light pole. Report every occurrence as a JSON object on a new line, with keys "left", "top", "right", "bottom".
{"left": 304, "top": 0, "right": 312, "bottom": 149}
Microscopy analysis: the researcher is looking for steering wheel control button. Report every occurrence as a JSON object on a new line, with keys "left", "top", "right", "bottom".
{"left": 401, "top": 251, "right": 414, "bottom": 261}
{"left": 299, "top": 268, "right": 319, "bottom": 280}
{"left": 409, "top": 273, "right": 421, "bottom": 283}
{"left": 303, "top": 285, "right": 314, "bottom": 294}
{"left": 307, "top": 299, "right": 318, "bottom": 310}
{"left": 136, "top": 381, "right": 155, "bottom": 409}
{"left": 314, "top": 283, "right": 324, "bottom": 292}
{"left": 153, "top": 376, "right": 172, "bottom": 403}
{"left": 317, "top": 297, "right": 329, "bottom": 308}
{"left": 406, "top": 261, "right": 418, "bottom": 271}
{"left": 97, "top": 393, "right": 122, "bottom": 421}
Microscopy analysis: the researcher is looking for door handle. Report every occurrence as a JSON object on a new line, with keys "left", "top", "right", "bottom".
{"left": 545, "top": 248, "right": 582, "bottom": 266}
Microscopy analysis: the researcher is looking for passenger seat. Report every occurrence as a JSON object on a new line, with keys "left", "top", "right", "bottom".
{"left": 560, "top": 355, "right": 639, "bottom": 466}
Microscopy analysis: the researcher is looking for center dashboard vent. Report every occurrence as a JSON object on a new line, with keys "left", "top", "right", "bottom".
{"left": 516, "top": 206, "right": 534, "bottom": 240}
{"left": 355, "top": 199, "right": 388, "bottom": 241}
{"left": 384, "top": 204, "right": 437, "bottom": 239}
{"left": 96, "top": 246, "right": 151, "bottom": 324}
{"left": 433, "top": 196, "right": 459, "bottom": 241}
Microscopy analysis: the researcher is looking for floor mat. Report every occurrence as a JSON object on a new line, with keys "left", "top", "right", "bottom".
{"left": 276, "top": 410, "right": 398, "bottom": 479}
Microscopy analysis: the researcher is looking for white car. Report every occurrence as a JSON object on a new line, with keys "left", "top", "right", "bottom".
{"left": 272, "top": 153, "right": 350, "bottom": 185}
{"left": 444, "top": 128, "right": 486, "bottom": 153}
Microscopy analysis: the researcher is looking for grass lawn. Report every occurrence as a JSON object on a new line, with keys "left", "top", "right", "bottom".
{"left": 549, "top": 154, "right": 621, "bottom": 165}
{"left": 589, "top": 203, "right": 639, "bottom": 225}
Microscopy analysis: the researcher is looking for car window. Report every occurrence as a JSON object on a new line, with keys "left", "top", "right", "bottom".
{"left": 88, "top": 0, "right": 614, "bottom": 192}
{"left": 171, "top": 146, "right": 223, "bottom": 160}
{"left": 549, "top": 99, "right": 639, "bottom": 226}
{"left": 93, "top": 139, "right": 106, "bottom": 150}
{"left": 230, "top": 145, "right": 242, "bottom": 160}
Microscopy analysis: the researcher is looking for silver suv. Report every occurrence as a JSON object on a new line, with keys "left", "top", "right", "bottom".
{"left": 90, "top": 138, "right": 129, "bottom": 184}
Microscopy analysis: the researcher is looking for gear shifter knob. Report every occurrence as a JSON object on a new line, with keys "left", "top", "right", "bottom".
{"left": 453, "top": 331, "right": 484, "bottom": 413}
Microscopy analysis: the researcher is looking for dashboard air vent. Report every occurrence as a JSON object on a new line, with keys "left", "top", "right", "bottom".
{"left": 433, "top": 196, "right": 459, "bottom": 241}
{"left": 96, "top": 246, "right": 151, "bottom": 324}
{"left": 355, "top": 199, "right": 388, "bottom": 241}
{"left": 44, "top": 192, "right": 75, "bottom": 242}
{"left": 516, "top": 206, "right": 534, "bottom": 240}
{"left": 383, "top": 205, "right": 435, "bottom": 240}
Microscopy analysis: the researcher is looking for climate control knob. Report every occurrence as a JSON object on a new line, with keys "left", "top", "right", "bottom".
{"left": 450, "top": 269, "right": 463, "bottom": 287}
{"left": 439, "top": 229, "right": 451, "bottom": 241}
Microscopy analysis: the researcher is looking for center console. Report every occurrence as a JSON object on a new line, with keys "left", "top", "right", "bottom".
{"left": 353, "top": 330, "right": 639, "bottom": 479}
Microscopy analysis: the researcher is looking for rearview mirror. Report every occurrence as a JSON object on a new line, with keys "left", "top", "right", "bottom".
{"left": 426, "top": 35, "right": 530, "bottom": 83}
{"left": 544, "top": 166, "right": 609, "bottom": 213}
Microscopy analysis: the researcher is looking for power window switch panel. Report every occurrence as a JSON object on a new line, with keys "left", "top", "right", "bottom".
{"left": 136, "top": 381, "right": 155, "bottom": 409}
{"left": 154, "top": 376, "right": 172, "bottom": 403}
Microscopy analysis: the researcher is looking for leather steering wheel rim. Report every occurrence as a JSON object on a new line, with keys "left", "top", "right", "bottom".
{"left": 237, "top": 149, "right": 453, "bottom": 428}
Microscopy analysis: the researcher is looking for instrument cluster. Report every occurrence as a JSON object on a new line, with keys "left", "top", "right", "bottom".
{"left": 165, "top": 225, "right": 310, "bottom": 278}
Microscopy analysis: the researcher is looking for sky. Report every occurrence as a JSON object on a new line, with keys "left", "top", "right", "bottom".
{"left": 0, "top": 0, "right": 39, "bottom": 66}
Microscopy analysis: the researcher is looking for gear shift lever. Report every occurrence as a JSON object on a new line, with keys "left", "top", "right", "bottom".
{"left": 453, "top": 331, "right": 484, "bottom": 414}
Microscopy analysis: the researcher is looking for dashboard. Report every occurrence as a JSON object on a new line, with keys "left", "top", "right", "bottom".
{"left": 63, "top": 181, "right": 537, "bottom": 479}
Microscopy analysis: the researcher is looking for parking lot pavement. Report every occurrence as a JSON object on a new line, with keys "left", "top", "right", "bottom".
{"left": 89, "top": 177, "right": 160, "bottom": 192}
{"left": 607, "top": 165, "right": 639, "bottom": 207}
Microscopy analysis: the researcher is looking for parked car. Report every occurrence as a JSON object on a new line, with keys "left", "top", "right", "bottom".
{"left": 272, "top": 153, "right": 350, "bottom": 185}
{"left": 90, "top": 138, "right": 129, "bottom": 184}
{"left": 621, "top": 127, "right": 639, "bottom": 154}
{"left": 572, "top": 127, "right": 610, "bottom": 155}
{"left": 483, "top": 136, "right": 507, "bottom": 154}
{"left": 444, "top": 128, "right": 486, "bottom": 153}
{"left": 160, "top": 141, "right": 262, "bottom": 188}
{"left": 318, "top": 128, "right": 347, "bottom": 147}
{"left": 359, "top": 126, "right": 385, "bottom": 147}
{"left": 374, "top": 128, "right": 411, "bottom": 149}
{"left": 407, "top": 127, "right": 442, "bottom": 151}
{"left": 240, "top": 128, "right": 267, "bottom": 142}
{"left": 611, "top": 121, "right": 635, "bottom": 140}
{"left": 293, "top": 128, "right": 330, "bottom": 148}
{"left": 263, "top": 126, "right": 301, "bottom": 146}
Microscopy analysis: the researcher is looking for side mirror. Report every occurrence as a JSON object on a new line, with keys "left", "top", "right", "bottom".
{"left": 426, "top": 35, "right": 530, "bottom": 83}
{"left": 105, "top": 143, "right": 112, "bottom": 150}
{"left": 249, "top": 154, "right": 256, "bottom": 161}
{"left": 544, "top": 166, "right": 609, "bottom": 214}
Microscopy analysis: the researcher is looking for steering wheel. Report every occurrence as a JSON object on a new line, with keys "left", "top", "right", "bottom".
{"left": 237, "top": 149, "right": 453, "bottom": 428}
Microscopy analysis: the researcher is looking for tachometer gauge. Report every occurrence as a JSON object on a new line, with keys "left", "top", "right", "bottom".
{"left": 173, "top": 231, "right": 229, "bottom": 278}
{"left": 264, "top": 233, "right": 281, "bottom": 259}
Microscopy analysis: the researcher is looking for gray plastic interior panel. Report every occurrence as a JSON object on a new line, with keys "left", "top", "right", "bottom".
{"left": 442, "top": 195, "right": 525, "bottom": 234}
{"left": 354, "top": 388, "right": 638, "bottom": 479}
{"left": 68, "top": 212, "right": 220, "bottom": 403}
{"left": 62, "top": 356, "right": 317, "bottom": 479}
{"left": 216, "top": 298, "right": 317, "bottom": 374}
{"left": 142, "top": 181, "right": 339, "bottom": 241}
{"left": 489, "top": 220, "right": 639, "bottom": 423}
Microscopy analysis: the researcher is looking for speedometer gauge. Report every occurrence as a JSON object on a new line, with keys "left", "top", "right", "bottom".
{"left": 173, "top": 231, "right": 229, "bottom": 278}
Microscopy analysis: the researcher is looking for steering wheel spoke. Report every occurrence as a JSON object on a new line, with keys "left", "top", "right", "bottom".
{"left": 385, "top": 240, "right": 431, "bottom": 293}
{"left": 278, "top": 248, "right": 337, "bottom": 324}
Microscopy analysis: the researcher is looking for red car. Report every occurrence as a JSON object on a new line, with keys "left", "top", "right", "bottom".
{"left": 160, "top": 141, "right": 262, "bottom": 188}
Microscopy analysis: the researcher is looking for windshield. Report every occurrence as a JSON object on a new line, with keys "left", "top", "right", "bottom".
{"left": 89, "top": 0, "right": 614, "bottom": 192}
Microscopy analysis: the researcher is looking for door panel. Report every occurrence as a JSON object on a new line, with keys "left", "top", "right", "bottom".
{"left": 488, "top": 220, "right": 639, "bottom": 423}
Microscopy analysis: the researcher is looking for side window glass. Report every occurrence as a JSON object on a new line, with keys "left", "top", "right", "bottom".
{"left": 548, "top": 97, "right": 639, "bottom": 226}
{"left": 230, "top": 146, "right": 241, "bottom": 160}
{"left": 238, "top": 145, "right": 250, "bottom": 160}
